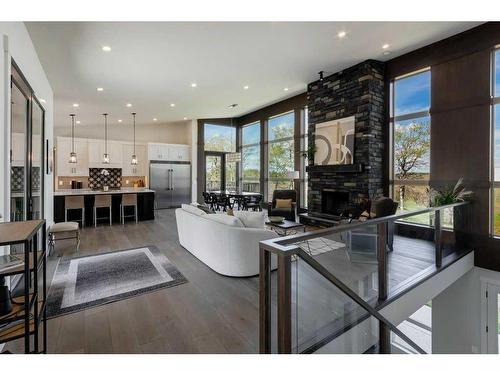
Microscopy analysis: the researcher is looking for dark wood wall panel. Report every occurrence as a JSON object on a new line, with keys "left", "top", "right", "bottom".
{"left": 430, "top": 106, "right": 491, "bottom": 183}
{"left": 431, "top": 50, "right": 491, "bottom": 113}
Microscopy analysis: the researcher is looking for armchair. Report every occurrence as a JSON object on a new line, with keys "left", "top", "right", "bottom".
{"left": 268, "top": 190, "right": 297, "bottom": 222}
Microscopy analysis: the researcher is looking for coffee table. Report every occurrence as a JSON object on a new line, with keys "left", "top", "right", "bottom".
{"left": 266, "top": 219, "right": 305, "bottom": 236}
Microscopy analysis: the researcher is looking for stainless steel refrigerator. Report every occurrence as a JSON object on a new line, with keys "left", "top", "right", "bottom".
{"left": 150, "top": 161, "right": 191, "bottom": 209}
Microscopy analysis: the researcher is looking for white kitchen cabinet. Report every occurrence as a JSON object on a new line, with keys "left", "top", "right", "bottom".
{"left": 169, "top": 144, "right": 190, "bottom": 161}
{"left": 32, "top": 134, "right": 42, "bottom": 167}
{"left": 148, "top": 143, "right": 169, "bottom": 161}
{"left": 56, "top": 137, "right": 88, "bottom": 176}
{"left": 148, "top": 143, "right": 190, "bottom": 161}
{"left": 88, "top": 140, "right": 123, "bottom": 168}
{"left": 122, "top": 144, "right": 147, "bottom": 176}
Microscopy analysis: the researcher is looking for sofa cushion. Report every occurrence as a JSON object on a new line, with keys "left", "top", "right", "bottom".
{"left": 181, "top": 203, "right": 207, "bottom": 216}
{"left": 234, "top": 211, "right": 266, "bottom": 228}
{"left": 206, "top": 213, "right": 244, "bottom": 227}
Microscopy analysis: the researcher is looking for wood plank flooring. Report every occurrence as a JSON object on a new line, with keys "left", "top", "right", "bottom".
{"left": 5, "top": 209, "right": 441, "bottom": 354}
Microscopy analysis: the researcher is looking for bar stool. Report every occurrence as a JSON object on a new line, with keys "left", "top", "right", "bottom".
{"left": 120, "top": 194, "right": 138, "bottom": 224}
{"left": 65, "top": 195, "right": 85, "bottom": 227}
{"left": 48, "top": 222, "right": 80, "bottom": 256}
{"left": 94, "top": 194, "right": 112, "bottom": 227}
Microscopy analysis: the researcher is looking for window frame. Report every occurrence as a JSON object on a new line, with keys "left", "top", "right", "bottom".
{"left": 389, "top": 68, "right": 432, "bottom": 225}
{"left": 490, "top": 47, "right": 500, "bottom": 237}
{"left": 266, "top": 110, "right": 296, "bottom": 201}
{"left": 240, "top": 121, "right": 262, "bottom": 193}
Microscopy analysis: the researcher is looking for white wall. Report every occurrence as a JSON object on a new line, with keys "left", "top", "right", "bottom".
{"left": 0, "top": 22, "right": 54, "bottom": 230}
{"left": 190, "top": 119, "right": 197, "bottom": 201}
{"left": 432, "top": 266, "right": 500, "bottom": 353}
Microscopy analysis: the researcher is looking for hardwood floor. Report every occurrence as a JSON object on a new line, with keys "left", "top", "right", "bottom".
{"left": 5, "top": 209, "right": 443, "bottom": 354}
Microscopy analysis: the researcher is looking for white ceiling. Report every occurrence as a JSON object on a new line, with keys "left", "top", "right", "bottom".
{"left": 26, "top": 22, "right": 481, "bottom": 128}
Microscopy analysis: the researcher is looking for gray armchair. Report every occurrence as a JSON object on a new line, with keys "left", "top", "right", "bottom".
{"left": 268, "top": 190, "right": 297, "bottom": 221}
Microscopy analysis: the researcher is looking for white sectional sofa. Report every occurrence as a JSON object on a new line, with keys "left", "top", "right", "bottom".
{"left": 175, "top": 204, "right": 278, "bottom": 277}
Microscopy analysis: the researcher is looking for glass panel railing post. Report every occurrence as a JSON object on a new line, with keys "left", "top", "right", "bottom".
{"left": 377, "top": 222, "right": 388, "bottom": 300}
{"left": 277, "top": 253, "right": 292, "bottom": 354}
{"left": 434, "top": 209, "right": 442, "bottom": 267}
{"left": 379, "top": 321, "right": 391, "bottom": 354}
{"left": 259, "top": 246, "right": 271, "bottom": 353}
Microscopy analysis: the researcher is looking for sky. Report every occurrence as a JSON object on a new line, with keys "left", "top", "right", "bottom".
{"left": 394, "top": 70, "right": 431, "bottom": 116}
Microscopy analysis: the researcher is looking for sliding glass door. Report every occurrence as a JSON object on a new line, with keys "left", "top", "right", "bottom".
{"left": 10, "top": 61, "right": 45, "bottom": 224}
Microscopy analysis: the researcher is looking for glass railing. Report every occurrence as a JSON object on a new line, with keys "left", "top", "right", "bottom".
{"left": 259, "top": 202, "right": 471, "bottom": 354}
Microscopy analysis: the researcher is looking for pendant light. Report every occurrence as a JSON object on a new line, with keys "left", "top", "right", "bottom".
{"left": 68, "top": 114, "right": 77, "bottom": 163}
{"left": 102, "top": 113, "right": 110, "bottom": 164}
{"left": 131, "top": 112, "right": 138, "bottom": 165}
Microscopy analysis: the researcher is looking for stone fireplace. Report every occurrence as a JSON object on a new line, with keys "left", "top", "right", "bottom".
{"left": 306, "top": 60, "right": 386, "bottom": 219}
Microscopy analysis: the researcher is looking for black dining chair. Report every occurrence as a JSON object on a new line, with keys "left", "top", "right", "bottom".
{"left": 243, "top": 195, "right": 263, "bottom": 211}
{"left": 214, "top": 193, "right": 232, "bottom": 212}
{"left": 202, "top": 192, "right": 215, "bottom": 210}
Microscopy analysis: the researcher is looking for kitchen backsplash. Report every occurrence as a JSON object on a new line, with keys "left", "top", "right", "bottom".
{"left": 88, "top": 168, "right": 122, "bottom": 189}
{"left": 11, "top": 166, "right": 40, "bottom": 192}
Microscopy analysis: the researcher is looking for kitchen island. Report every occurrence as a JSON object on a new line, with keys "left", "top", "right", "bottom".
{"left": 53, "top": 188, "right": 155, "bottom": 225}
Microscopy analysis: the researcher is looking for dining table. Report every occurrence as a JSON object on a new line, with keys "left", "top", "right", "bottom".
{"left": 208, "top": 190, "right": 262, "bottom": 198}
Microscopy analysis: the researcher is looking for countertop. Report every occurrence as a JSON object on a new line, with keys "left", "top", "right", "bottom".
{"left": 53, "top": 187, "right": 155, "bottom": 196}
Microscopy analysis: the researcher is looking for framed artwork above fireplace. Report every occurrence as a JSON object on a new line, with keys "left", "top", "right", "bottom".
{"left": 314, "top": 116, "right": 355, "bottom": 166}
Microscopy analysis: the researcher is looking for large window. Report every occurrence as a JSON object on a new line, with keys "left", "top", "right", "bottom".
{"left": 204, "top": 123, "right": 236, "bottom": 152}
{"left": 241, "top": 121, "right": 261, "bottom": 192}
{"left": 492, "top": 49, "right": 500, "bottom": 236}
{"left": 390, "top": 69, "right": 431, "bottom": 225}
{"left": 267, "top": 112, "right": 295, "bottom": 201}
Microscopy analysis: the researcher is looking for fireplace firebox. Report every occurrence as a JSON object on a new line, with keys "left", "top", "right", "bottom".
{"left": 321, "top": 190, "right": 350, "bottom": 216}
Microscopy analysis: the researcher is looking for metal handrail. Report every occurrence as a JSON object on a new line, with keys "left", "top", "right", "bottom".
{"left": 261, "top": 201, "right": 469, "bottom": 252}
{"left": 297, "top": 248, "right": 426, "bottom": 354}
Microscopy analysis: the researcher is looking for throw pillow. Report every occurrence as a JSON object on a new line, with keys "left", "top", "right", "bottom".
{"left": 182, "top": 204, "right": 206, "bottom": 216}
{"left": 234, "top": 211, "right": 266, "bottom": 228}
{"left": 275, "top": 199, "right": 292, "bottom": 209}
{"left": 226, "top": 208, "right": 234, "bottom": 216}
{"left": 206, "top": 214, "right": 244, "bottom": 227}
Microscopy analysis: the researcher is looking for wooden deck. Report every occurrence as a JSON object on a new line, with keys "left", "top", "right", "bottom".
{"left": 5, "top": 209, "right": 449, "bottom": 353}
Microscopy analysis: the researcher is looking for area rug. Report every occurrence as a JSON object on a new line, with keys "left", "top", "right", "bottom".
{"left": 46, "top": 246, "right": 188, "bottom": 318}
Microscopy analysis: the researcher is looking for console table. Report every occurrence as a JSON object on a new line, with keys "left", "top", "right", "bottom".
{"left": 0, "top": 220, "right": 47, "bottom": 354}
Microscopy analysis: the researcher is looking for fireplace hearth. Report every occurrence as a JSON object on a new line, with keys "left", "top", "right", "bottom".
{"left": 322, "top": 190, "right": 349, "bottom": 216}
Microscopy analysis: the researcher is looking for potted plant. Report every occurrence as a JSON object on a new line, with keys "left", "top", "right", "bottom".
{"left": 429, "top": 178, "right": 472, "bottom": 249}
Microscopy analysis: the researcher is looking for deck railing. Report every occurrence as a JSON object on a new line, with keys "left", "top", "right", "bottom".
{"left": 259, "top": 201, "right": 471, "bottom": 354}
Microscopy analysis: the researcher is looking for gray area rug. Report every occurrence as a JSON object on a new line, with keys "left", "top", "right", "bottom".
{"left": 46, "top": 246, "right": 188, "bottom": 318}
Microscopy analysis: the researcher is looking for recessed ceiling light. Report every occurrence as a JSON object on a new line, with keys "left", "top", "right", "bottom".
{"left": 153, "top": 118, "right": 157, "bottom": 122}
{"left": 102, "top": 46, "right": 111, "bottom": 52}
{"left": 191, "top": 83, "right": 197, "bottom": 88}
{"left": 72, "top": 103, "right": 79, "bottom": 107}
{"left": 284, "top": 87, "right": 289, "bottom": 91}
{"left": 382, "top": 43, "right": 390, "bottom": 49}
{"left": 383, "top": 51, "right": 392, "bottom": 56}
{"left": 39, "top": 98, "right": 46, "bottom": 103}
{"left": 118, "top": 119, "right": 122, "bottom": 123}
{"left": 228, "top": 104, "right": 238, "bottom": 108}
{"left": 337, "top": 31, "right": 347, "bottom": 38}
{"left": 97, "top": 87, "right": 104, "bottom": 91}
{"left": 76, "top": 120, "right": 81, "bottom": 124}
{"left": 183, "top": 117, "right": 188, "bottom": 120}
{"left": 126, "top": 103, "right": 132, "bottom": 107}
{"left": 243, "top": 85, "right": 249, "bottom": 90}
{"left": 170, "top": 103, "right": 175, "bottom": 107}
